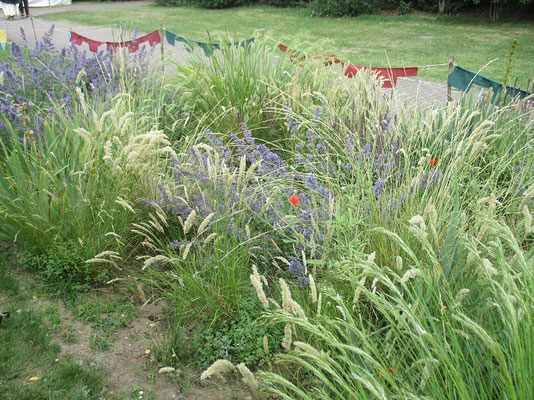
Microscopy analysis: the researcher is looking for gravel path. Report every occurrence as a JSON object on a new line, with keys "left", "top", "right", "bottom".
{"left": 2, "top": 0, "right": 193, "bottom": 66}
{"left": 2, "top": 1, "right": 479, "bottom": 108}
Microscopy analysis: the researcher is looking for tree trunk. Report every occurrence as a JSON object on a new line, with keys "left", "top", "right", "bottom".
{"left": 438, "top": 0, "right": 446, "bottom": 14}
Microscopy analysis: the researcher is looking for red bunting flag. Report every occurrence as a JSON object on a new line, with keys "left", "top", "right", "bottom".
{"left": 69, "top": 31, "right": 103, "bottom": 53}
{"left": 278, "top": 44, "right": 418, "bottom": 88}
{"left": 70, "top": 30, "right": 161, "bottom": 54}
{"left": 106, "top": 30, "right": 161, "bottom": 53}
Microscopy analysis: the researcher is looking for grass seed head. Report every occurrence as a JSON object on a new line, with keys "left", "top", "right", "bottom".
{"left": 282, "top": 323, "right": 292, "bottom": 352}
{"left": 200, "top": 359, "right": 236, "bottom": 382}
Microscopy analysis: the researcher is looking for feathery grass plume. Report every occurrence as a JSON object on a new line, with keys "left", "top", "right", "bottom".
{"left": 482, "top": 258, "right": 499, "bottom": 276}
{"left": 301, "top": 251, "right": 308, "bottom": 274}
{"left": 396, "top": 256, "right": 403, "bottom": 271}
{"left": 294, "top": 342, "right": 323, "bottom": 359}
{"left": 263, "top": 335, "right": 269, "bottom": 355}
{"left": 115, "top": 197, "right": 136, "bottom": 214}
{"left": 367, "top": 252, "right": 376, "bottom": 263}
{"left": 148, "top": 213, "right": 165, "bottom": 234}
{"left": 279, "top": 278, "right": 293, "bottom": 313}
{"left": 236, "top": 363, "right": 259, "bottom": 392}
{"left": 182, "top": 210, "right": 197, "bottom": 235}
{"left": 275, "top": 256, "right": 290, "bottom": 266}
{"left": 131, "top": 222, "right": 154, "bottom": 238}
{"left": 309, "top": 274, "right": 317, "bottom": 303}
{"left": 142, "top": 255, "right": 172, "bottom": 270}
{"left": 90, "top": 250, "right": 120, "bottom": 260}
{"left": 282, "top": 323, "right": 292, "bottom": 352}
{"left": 200, "top": 359, "right": 236, "bottom": 382}
{"left": 203, "top": 232, "right": 217, "bottom": 245}
{"left": 182, "top": 241, "right": 193, "bottom": 260}
{"left": 75, "top": 87, "right": 88, "bottom": 114}
{"left": 353, "top": 277, "right": 366, "bottom": 307}
{"left": 522, "top": 205, "right": 532, "bottom": 234}
{"left": 103, "top": 140, "right": 113, "bottom": 164}
{"left": 371, "top": 278, "right": 379, "bottom": 294}
{"left": 408, "top": 215, "right": 428, "bottom": 237}
{"left": 401, "top": 268, "right": 420, "bottom": 284}
{"left": 466, "top": 251, "right": 477, "bottom": 268}
{"left": 251, "top": 266, "right": 269, "bottom": 310}
{"left": 269, "top": 298, "right": 281, "bottom": 309}
{"left": 454, "top": 288, "right": 470, "bottom": 308}
{"left": 425, "top": 203, "right": 439, "bottom": 242}
{"left": 291, "top": 300, "right": 308, "bottom": 321}
{"left": 85, "top": 258, "right": 116, "bottom": 266}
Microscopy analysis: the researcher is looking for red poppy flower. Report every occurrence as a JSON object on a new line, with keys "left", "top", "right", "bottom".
{"left": 430, "top": 158, "right": 438, "bottom": 166}
{"left": 388, "top": 367, "right": 394, "bottom": 373}
{"left": 289, "top": 195, "right": 300, "bottom": 206}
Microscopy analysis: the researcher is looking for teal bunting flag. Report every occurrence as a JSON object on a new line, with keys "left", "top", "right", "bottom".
{"left": 164, "top": 29, "right": 254, "bottom": 57}
{"left": 448, "top": 65, "right": 531, "bottom": 105}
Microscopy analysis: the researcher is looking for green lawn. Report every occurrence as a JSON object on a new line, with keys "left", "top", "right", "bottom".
{"left": 40, "top": 5, "right": 534, "bottom": 85}
{"left": 0, "top": 255, "right": 109, "bottom": 400}
{"left": 0, "top": 44, "right": 10, "bottom": 62}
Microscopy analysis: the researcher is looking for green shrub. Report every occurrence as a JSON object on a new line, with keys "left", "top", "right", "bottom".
{"left": 156, "top": 0, "right": 244, "bottom": 7}
{"left": 309, "top": 0, "right": 372, "bottom": 17}
{"left": 19, "top": 243, "right": 97, "bottom": 294}
{"left": 170, "top": 35, "right": 297, "bottom": 139}
{"left": 268, "top": 0, "right": 308, "bottom": 7}
{"left": 192, "top": 298, "right": 282, "bottom": 367}
{"left": 397, "top": 0, "right": 414, "bottom": 13}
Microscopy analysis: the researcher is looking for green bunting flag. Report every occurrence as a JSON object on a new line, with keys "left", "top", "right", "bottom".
{"left": 164, "top": 29, "right": 254, "bottom": 57}
{"left": 448, "top": 65, "right": 531, "bottom": 105}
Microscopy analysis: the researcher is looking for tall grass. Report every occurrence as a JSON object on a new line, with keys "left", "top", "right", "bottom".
{"left": 0, "top": 53, "right": 180, "bottom": 283}
{"left": 3, "top": 27, "right": 532, "bottom": 394}
{"left": 177, "top": 59, "right": 534, "bottom": 394}
{"left": 257, "top": 213, "right": 533, "bottom": 399}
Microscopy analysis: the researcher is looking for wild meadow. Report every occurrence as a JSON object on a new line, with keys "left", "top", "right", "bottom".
{"left": 1, "top": 27, "right": 533, "bottom": 399}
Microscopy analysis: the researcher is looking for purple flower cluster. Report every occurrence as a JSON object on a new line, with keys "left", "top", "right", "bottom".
{"left": 146, "top": 108, "right": 446, "bottom": 279}
{"left": 286, "top": 106, "right": 442, "bottom": 221}
{"left": 0, "top": 25, "right": 149, "bottom": 137}
{"left": 146, "top": 123, "right": 336, "bottom": 279}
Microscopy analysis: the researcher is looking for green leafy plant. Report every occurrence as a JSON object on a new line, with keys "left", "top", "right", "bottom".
{"left": 192, "top": 297, "right": 282, "bottom": 367}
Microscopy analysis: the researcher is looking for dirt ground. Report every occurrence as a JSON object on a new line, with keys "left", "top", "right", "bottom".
{"left": 55, "top": 299, "right": 251, "bottom": 399}
{"left": 2, "top": 250, "right": 251, "bottom": 400}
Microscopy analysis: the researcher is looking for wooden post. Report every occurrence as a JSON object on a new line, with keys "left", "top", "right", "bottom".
{"left": 30, "top": 17, "right": 38, "bottom": 42}
{"left": 159, "top": 24, "right": 165, "bottom": 72}
{"left": 447, "top": 56, "right": 454, "bottom": 104}
{"left": 160, "top": 25, "right": 164, "bottom": 61}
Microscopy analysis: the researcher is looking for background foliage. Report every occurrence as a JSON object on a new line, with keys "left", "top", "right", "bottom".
{"left": 153, "top": 0, "right": 534, "bottom": 18}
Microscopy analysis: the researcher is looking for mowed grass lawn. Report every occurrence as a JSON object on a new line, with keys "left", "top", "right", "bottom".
{"left": 41, "top": 5, "right": 534, "bottom": 85}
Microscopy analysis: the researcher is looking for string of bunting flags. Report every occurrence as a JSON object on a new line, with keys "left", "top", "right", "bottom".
{"left": 3, "top": 21, "right": 531, "bottom": 101}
